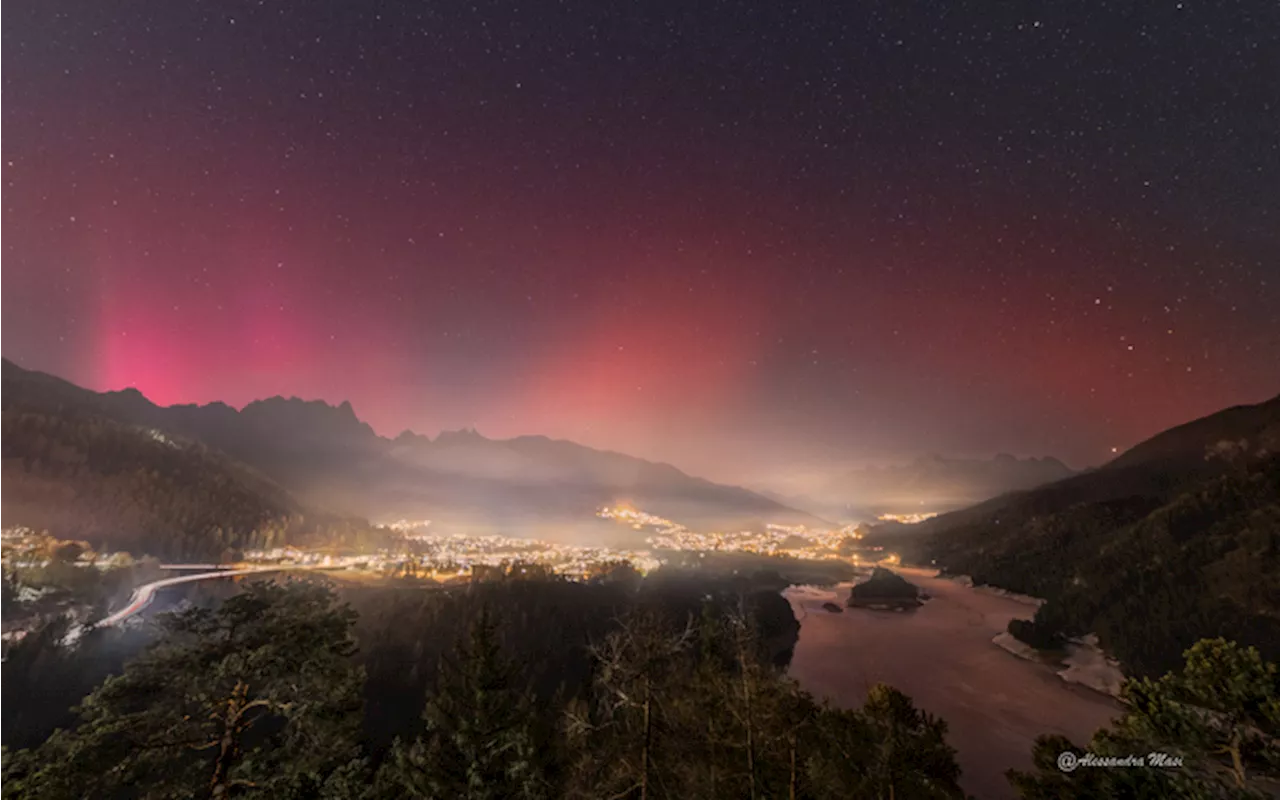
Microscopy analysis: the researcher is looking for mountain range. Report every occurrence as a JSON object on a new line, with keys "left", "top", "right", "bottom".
{"left": 1, "top": 359, "right": 821, "bottom": 554}
{"left": 764, "top": 453, "right": 1076, "bottom": 521}
{"left": 869, "top": 392, "right": 1280, "bottom": 676}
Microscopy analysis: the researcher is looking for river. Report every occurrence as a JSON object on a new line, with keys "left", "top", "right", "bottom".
{"left": 783, "top": 568, "right": 1121, "bottom": 800}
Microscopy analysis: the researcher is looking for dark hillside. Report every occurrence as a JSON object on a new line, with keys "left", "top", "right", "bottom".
{"left": 1, "top": 408, "right": 385, "bottom": 560}
{"left": 898, "top": 394, "right": 1280, "bottom": 676}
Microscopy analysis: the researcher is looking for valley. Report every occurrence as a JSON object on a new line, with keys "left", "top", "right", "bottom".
{"left": 3, "top": 363, "right": 1278, "bottom": 798}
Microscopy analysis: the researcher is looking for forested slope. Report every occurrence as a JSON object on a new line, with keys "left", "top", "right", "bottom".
{"left": 905, "top": 394, "right": 1280, "bottom": 676}
{"left": 1, "top": 407, "right": 385, "bottom": 559}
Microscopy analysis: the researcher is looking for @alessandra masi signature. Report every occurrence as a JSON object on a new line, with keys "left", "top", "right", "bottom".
{"left": 1057, "top": 751, "right": 1185, "bottom": 772}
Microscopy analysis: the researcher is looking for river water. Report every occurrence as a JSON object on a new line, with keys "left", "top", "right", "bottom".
{"left": 783, "top": 568, "right": 1121, "bottom": 800}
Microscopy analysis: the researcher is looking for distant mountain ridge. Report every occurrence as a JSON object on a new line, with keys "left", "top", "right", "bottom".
{"left": 1, "top": 359, "right": 821, "bottom": 542}
{"left": 772, "top": 453, "right": 1075, "bottom": 521}
{"left": 0, "top": 393, "right": 383, "bottom": 560}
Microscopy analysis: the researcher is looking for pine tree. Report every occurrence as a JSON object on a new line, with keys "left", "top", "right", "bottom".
{"left": 375, "top": 606, "right": 550, "bottom": 800}
{"left": 800, "top": 686, "right": 964, "bottom": 800}
{"left": 2, "top": 580, "right": 364, "bottom": 799}
{"left": 1009, "top": 638, "right": 1280, "bottom": 799}
{"left": 859, "top": 684, "right": 966, "bottom": 799}
{"left": 564, "top": 608, "right": 695, "bottom": 799}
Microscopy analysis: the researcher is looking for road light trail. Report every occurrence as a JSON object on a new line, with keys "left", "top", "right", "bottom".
{"left": 95, "top": 565, "right": 331, "bottom": 628}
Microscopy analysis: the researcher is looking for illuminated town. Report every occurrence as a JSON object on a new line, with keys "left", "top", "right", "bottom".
{"left": 1, "top": 509, "right": 912, "bottom": 642}
{"left": 876, "top": 512, "right": 940, "bottom": 524}
{"left": 3, "top": 506, "right": 895, "bottom": 581}
{"left": 234, "top": 508, "right": 873, "bottom": 581}
{"left": 241, "top": 530, "right": 662, "bottom": 581}
{"left": 596, "top": 507, "right": 865, "bottom": 560}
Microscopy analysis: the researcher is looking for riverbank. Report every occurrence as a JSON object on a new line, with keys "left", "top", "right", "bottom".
{"left": 784, "top": 568, "right": 1121, "bottom": 800}
{"left": 941, "top": 570, "right": 1126, "bottom": 698}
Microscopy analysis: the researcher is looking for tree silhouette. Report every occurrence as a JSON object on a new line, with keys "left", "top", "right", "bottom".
{"left": 3, "top": 580, "right": 363, "bottom": 799}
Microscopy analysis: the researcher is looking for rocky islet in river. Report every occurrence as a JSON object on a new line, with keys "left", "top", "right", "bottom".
{"left": 847, "top": 567, "right": 924, "bottom": 610}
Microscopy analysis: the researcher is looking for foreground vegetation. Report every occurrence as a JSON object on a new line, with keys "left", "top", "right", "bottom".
{"left": 1010, "top": 637, "right": 1280, "bottom": 798}
{"left": 3, "top": 571, "right": 1278, "bottom": 799}
{"left": 2, "top": 574, "right": 965, "bottom": 799}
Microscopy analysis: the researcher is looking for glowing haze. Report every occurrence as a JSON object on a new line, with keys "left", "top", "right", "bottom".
{"left": 3, "top": 2, "right": 1277, "bottom": 487}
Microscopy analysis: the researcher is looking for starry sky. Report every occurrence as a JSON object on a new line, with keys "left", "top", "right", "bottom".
{"left": 3, "top": 1, "right": 1278, "bottom": 488}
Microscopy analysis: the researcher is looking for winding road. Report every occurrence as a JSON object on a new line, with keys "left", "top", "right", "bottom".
{"left": 95, "top": 564, "right": 335, "bottom": 628}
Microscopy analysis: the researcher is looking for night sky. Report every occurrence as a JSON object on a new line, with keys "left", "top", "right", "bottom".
{"left": 3, "top": 1, "right": 1278, "bottom": 488}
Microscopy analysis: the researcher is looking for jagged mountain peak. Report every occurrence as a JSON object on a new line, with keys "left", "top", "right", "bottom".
{"left": 433, "top": 427, "right": 487, "bottom": 445}
{"left": 238, "top": 395, "right": 374, "bottom": 437}
{"left": 2, "top": 360, "right": 820, "bottom": 533}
